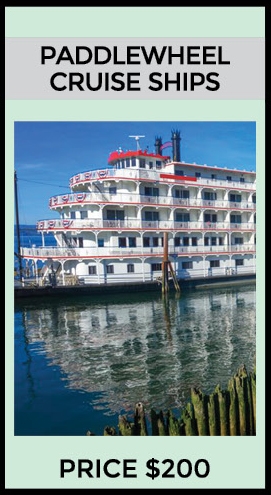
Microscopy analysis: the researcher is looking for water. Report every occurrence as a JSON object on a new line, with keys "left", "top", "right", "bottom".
{"left": 14, "top": 285, "right": 256, "bottom": 436}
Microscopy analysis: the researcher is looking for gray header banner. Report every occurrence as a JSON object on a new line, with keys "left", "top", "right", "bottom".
{"left": 5, "top": 37, "right": 265, "bottom": 100}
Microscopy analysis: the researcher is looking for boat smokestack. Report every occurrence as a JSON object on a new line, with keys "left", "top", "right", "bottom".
{"left": 155, "top": 136, "right": 163, "bottom": 155}
{"left": 171, "top": 129, "right": 181, "bottom": 162}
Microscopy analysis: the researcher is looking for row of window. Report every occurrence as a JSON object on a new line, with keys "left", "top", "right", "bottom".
{"left": 69, "top": 210, "right": 254, "bottom": 223}
{"left": 88, "top": 259, "right": 245, "bottom": 275}
{"left": 72, "top": 236, "right": 250, "bottom": 248}
{"left": 113, "top": 160, "right": 251, "bottom": 183}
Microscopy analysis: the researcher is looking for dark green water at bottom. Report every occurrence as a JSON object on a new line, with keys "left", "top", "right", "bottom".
{"left": 14, "top": 284, "right": 256, "bottom": 436}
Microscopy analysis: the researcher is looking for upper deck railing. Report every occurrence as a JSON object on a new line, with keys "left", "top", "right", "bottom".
{"left": 20, "top": 243, "right": 256, "bottom": 260}
{"left": 36, "top": 218, "right": 256, "bottom": 232}
{"left": 49, "top": 191, "right": 256, "bottom": 210}
{"left": 69, "top": 167, "right": 256, "bottom": 190}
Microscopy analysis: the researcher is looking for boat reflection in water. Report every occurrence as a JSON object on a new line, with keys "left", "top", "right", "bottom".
{"left": 15, "top": 284, "right": 256, "bottom": 434}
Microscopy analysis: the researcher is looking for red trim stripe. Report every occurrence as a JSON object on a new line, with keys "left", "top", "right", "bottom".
{"left": 160, "top": 173, "right": 197, "bottom": 181}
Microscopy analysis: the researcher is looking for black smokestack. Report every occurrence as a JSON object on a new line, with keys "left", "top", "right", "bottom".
{"left": 155, "top": 136, "right": 163, "bottom": 155}
{"left": 171, "top": 129, "right": 181, "bottom": 161}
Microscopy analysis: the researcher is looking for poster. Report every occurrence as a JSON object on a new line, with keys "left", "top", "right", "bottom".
{"left": 6, "top": 6, "right": 265, "bottom": 489}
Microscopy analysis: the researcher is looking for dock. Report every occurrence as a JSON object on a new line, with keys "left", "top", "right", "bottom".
{"left": 14, "top": 273, "right": 256, "bottom": 299}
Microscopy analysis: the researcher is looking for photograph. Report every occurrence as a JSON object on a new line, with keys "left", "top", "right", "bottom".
{"left": 14, "top": 121, "right": 256, "bottom": 437}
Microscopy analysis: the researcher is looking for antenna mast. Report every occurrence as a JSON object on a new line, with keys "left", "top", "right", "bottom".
{"left": 129, "top": 135, "right": 145, "bottom": 150}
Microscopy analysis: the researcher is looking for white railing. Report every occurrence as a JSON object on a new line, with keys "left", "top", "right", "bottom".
{"left": 20, "top": 244, "right": 256, "bottom": 259}
{"left": 68, "top": 167, "right": 255, "bottom": 190}
{"left": 49, "top": 191, "right": 256, "bottom": 210}
{"left": 37, "top": 218, "right": 256, "bottom": 232}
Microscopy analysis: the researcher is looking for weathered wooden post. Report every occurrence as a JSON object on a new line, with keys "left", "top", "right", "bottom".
{"left": 103, "top": 426, "right": 117, "bottom": 436}
{"left": 181, "top": 402, "right": 197, "bottom": 435}
{"left": 191, "top": 388, "right": 209, "bottom": 435}
{"left": 216, "top": 385, "right": 230, "bottom": 435}
{"left": 250, "top": 366, "right": 256, "bottom": 434}
{"left": 118, "top": 415, "right": 136, "bottom": 436}
{"left": 167, "top": 410, "right": 183, "bottom": 436}
{"left": 134, "top": 402, "right": 148, "bottom": 436}
{"left": 234, "top": 365, "right": 249, "bottom": 436}
{"left": 207, "top": 392, "right": 219, "bottom": 436}
{"left": 228, "top": 376, "right": 239, "bottom": 436}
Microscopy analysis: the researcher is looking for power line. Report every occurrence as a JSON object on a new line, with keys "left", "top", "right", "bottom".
{"left": 18, "top": 177, "right": 68, "bottom": 188}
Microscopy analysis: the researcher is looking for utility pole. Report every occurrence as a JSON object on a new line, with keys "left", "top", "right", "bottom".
{"left": 14, "top": 170, "right": 23, "bottom": 283}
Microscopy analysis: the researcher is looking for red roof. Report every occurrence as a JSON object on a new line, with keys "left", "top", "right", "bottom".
{"left": 108, "top": 149, "right": 170, "bottom": 164}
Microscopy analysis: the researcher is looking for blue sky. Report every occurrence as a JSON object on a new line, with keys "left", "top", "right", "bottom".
{"left": 14, "top": 121, "right": 256, "bottom": 225}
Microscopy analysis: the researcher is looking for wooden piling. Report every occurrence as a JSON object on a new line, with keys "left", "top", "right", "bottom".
{"left": 207, "top": 392, "right": 219, "bottom": 436}
{"left": 134, "top": 401, "right": 148, "bottom": 436}
{"left": 103, "top": 426, "right": 117, "bottom": 436}
{"left": 87, "top": 363, "right": 256, "bottom": 436}
{"left": 118, "top": 415, "right": 135, "bottom": 436}
{"left": 167, "top": 410, "right": 183, "bottom": 436}
{"left": 251, "top": 367, "right": 256, "bottom": 434}
{"left": 216, "top": 385, "right": 230, "bottom": 436}
{"left": 181, "top": 402, "right": 197, "bottom": 436}
{"left": 228, "top": 376, "right": 239, "bottom": 436}
{"left": 191, "top": 388, "right": 209, "bottom": 436}
{"left": 234, "top": 365, "right": 248, "bottom": 436}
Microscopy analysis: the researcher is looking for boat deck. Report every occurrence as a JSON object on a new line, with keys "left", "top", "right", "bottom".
{"left": 14, "top": 273, "right": 256, "bottom": 299}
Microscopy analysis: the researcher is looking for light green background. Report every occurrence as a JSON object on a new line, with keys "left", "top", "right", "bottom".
{"left": 5, "top": 7, "right": 265, "bottom": 490}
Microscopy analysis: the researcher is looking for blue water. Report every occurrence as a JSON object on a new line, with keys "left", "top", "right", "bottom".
{"left": 14, "top": 227, "right": 256, "bottom": 436}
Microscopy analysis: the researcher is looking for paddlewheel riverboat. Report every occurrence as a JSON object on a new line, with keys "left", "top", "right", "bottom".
{"left": 19, "top": 130, "right": 256, "bottom": 286}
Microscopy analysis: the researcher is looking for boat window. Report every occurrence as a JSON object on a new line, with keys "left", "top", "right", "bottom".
{"left": 143, "top": 237, "right": 150, "bottom": 247}
{"left": 131, "top": 158, "right": 136, "bottom": 167}
{"left": 139, "top": 159, "right": 146, "bottom": 168}
{"left": 145, "top": 211, "right": 159, "bottom": 221}
{"left": 106, "top": 265, "right": 114, "bottom": 274}
{"left": 211, "top": 237, "right": 217, "bottom": 246}
{"left": 175, "top": 189, "right": 189, "bottom": 199}
{"left": 204, "top": 191, "right": 217, "bottom": 201}
{"left": 151, "top": 263, "right": 162, "bottom": 271}
{"left": 210, "top": 260, "right": 220, "bottom": 267}
{"left": 182, "top": 261, "right": 193, "bottom": 269}
{"left": 204, "top": 213, "right": 217, "bottom": 223}
{"left": 118, "top": 237, "right": 127, "bottom": 248}
{"left": 127, "top": 264, "right": 134, "bottom": 273}
{"left": 88, "top": 266, "right": 97, "bottom": 275}
{"left": 234, "top": 237, "right": 244, "bottom": 244}
{"left": 128, "top": 237, "right": 136, "bottom": 247}
{"left": 229, "top": 194, "right": 241, "bottom": 203}
{"left": 175, "top": 212, "right": 190, "bottom": 222}
{"left": 80, "top": 211, "right": 88, "bottom": 219}
{"left": 174, "top": 237, "right": 181, "bottom": 247}
{"left": 230, "top": 214, "right": 241, "bottom": 224}
{"left": 98, "top": 238, "right": 104, "bottom": 247}
{"left": 192, "top": 237, "right": 198, "bottom": 246}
